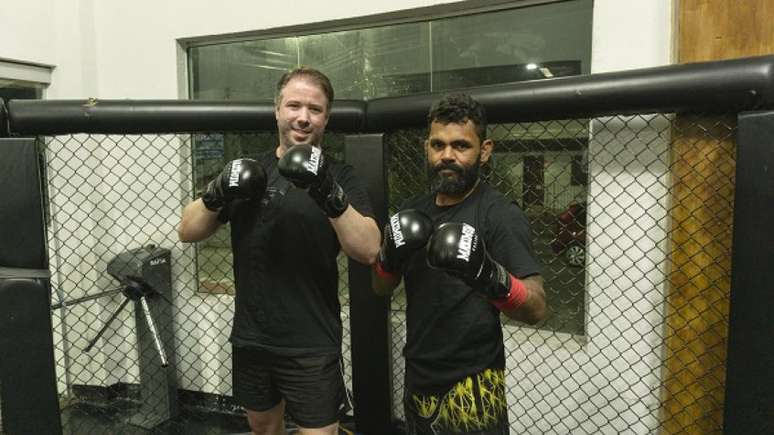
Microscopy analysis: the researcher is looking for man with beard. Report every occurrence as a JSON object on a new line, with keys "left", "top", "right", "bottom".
{"left": 372, "top": 93, "right": 546, "bottom": 435}
{"left": 180, "top": 67, "right": 380, "bottom": 435}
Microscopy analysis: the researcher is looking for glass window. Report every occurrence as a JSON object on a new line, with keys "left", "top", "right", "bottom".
{"left": 0, "top": 78, "right": 44, "bottom": 104}
{"left": 186, "top": 0, "right": 593, "bottom": 335}
{"left": 431, "top": 1, "right": 591, "bottom": 90}
{"left": 189, "top": 0, "right": 592, "bottom": 100}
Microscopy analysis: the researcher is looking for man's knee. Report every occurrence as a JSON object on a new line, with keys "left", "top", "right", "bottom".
{"left": 246, "top": 400, "right": 286, "bottom": 435}
{"left": 297, "top": 421, "right": 339, "bottom": 435}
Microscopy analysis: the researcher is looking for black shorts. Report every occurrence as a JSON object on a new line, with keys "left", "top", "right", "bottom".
{"left": 404, "top": 368, "right": 510, "bottom": 435}
{"left": 232, "top": 345, "right": 351, "bottom": 428}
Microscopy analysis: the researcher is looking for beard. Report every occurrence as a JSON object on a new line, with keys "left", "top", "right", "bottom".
{"left": 428, "top": 156, "right": 481, "bottom": 196}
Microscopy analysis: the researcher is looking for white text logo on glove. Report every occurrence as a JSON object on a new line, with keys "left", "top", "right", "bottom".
{"left": 229, "top": 160, "right": 242, "bottom": 187}
{"left": 390, "top": 214, "right": 406, "bottom": 248}
{"left": 303, "top": 147, "right": 322, "bottom": 175}
{"left": 456, "top": 223, "right": 476, "bottom": 262}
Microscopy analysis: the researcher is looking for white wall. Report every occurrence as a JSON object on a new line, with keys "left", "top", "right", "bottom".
{"left": 591, "top": 0, "right": 673, "bottom": 73}
{"left": 0, "top": 0, "right": 57, "bottom": 65}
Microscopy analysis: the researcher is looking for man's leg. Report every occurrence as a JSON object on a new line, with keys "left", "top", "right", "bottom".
{"left": 233, "top": 346, "right": 285, "bottom": 435}
{"left": 246, "top": 400, "right": 287, "bottom": 435}
{"left": 296, "top": 421, "right": 338, "bottom": 435}
{"left": 275, "top": 353, "right": 350, "bottom": 433}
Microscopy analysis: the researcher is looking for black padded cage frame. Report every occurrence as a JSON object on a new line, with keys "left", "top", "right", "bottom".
{"left": 0, "top": 55, "right": 772, "bottom": 435}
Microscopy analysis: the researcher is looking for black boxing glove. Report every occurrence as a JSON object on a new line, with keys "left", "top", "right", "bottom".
{"left": 201, "top": 158, "right": 267, "bottom": 211}
{"left": 426, "top": 222, "right": 528, "bottom": 310}
{"left": 376, "top": 209, "right": 434, "bottom": 278}
{"left": 277, "top": 144, "right": 349, "bottom": 218}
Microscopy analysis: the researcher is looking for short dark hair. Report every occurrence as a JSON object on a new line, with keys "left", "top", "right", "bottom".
{"left": 275, "top": 66, "right": 334, "bottom": 111}
{"left": 427, "top": 93, "right": 487, "bottom": 142}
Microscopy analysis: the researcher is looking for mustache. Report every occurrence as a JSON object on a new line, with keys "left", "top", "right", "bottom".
{"left": 433, "top": 161, "right": 464, "bottom": 175}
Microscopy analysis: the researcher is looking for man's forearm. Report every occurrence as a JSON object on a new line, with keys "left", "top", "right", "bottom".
{"left": 178, "top": 199, "right": 222, "bottom": 242}
{"left": 331, "top": 206, "right": 381, "bottom": 265}
{"left": 501, "top": 275, "right": 546, "bottom": 324}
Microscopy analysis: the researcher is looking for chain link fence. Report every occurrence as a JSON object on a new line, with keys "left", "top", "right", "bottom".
{"left": 39, "top": 131, "right": 352, "bottom": 434}
{"left": 10, "top": 111, "right": 735, "bottom": 434}
{"left": 385, "top": 113, "right": 734, "bottom": 434}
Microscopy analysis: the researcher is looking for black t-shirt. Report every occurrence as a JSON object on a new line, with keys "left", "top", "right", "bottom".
{"left": 401, "top": 182, "right": 540, "bottom": 392}
{"left": 218, "top": 150, "right": 375, "bottom": 356}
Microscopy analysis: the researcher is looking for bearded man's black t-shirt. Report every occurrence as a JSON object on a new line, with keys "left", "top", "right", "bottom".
{"left": 401, "top": 182, "right": 540, "bottom": 391}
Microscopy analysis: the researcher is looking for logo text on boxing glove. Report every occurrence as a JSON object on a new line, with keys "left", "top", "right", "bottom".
{"left": 390, "top": 214, "right": 405, "bottom": 248}
{"left": 229, "top": 160, "right": 242, "bottom": 187}
{"left": 456, "top": 223, "right": 476, "bottom": 262}
{"left": 303, "top": 147, "right": 322, "bottom": 175}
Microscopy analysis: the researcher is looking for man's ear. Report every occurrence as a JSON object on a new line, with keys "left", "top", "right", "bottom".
{"left": 480, "top": 139, "right": 494, "bottom": 165}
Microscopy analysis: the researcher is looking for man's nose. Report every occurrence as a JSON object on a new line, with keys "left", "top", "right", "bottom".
{"left": 440, "top": 145, "right": 455, "bottom": 161}
{"left": 294, "top": 108, "right": 310, "bottom": 126}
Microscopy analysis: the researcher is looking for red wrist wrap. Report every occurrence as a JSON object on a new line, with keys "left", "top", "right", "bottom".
{"left": 491, "top": 275, "right": 528, "bottom": 312}
{"left": 375, "top": 261, "right": 399, "bottom": 281}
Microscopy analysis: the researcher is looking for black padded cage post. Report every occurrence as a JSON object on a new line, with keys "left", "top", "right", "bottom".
{"left": 0, "top": 138, "right": 62, "bottom": 435}
{"left": 723, "top": 110, "right": 774, "bottom": 435}
{"left": 345, "top": 134, "right": 393, "bottom": 434}
{"left": 3, "top": 55, "right": 774, "bottom": 433}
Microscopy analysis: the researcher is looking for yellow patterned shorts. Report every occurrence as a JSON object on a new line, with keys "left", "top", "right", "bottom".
{"left": 404, "top": 368, "right": 509, "bottom": 435}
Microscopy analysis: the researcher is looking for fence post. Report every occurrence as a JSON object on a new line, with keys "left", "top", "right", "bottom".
{"left": 345, "top": 134, "right": 395, "bottom": 434}
{"left": 0, "top": 99, "right": 9, "bottom": 137}
{"left": 724, "top": 111, "right": 774, "bottom": 434}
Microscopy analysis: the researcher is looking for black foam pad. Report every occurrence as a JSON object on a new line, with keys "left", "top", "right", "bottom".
{"left": 0, "top": 277, "right": 61, "bottom": 434}
{"left": 0, "top": 138, "right": 47, "bottom": 269}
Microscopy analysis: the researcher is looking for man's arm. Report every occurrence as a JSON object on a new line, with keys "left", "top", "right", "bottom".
{"left": 500, "top": 275, "right": 546, "bottom": 324}
{"left": 178, "top": 198, "right": 222, "bottom": 242}
{"left": 426, "top": 222, "right": 548, "bottom": 325}
{"left": 276, "top": 144, "right": 381, "bottom": 264}
{"left": 330, "top": 206, "right": 381, "bottom": 265}
{"left": 179, "top": 158, "right": 266, "bottom": 243}
{"left": 371, "top": 266, "right": 401, "bottom": 296}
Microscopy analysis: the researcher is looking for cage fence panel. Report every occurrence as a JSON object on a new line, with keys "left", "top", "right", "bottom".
{"left": 385, "top": 113, "right": 734, "bottom": 434}
{"left": 27, "top": 113, "right": 737, "bottom": 434}
{"left": 40, "top": 130, "right": 353, "bottom": 434}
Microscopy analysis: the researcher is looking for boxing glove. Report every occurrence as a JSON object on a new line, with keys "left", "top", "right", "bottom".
{"left": 277, "top": 144, "right": 349, "bottom": 218}
{"left": 426, "top": 222, "right": 520, "bottom": 302}
{"left": 377, "top": 209, "right": 434, "bottom": 276}
{"left": 201, "top": 158, "right": 267, "bottom": 211}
